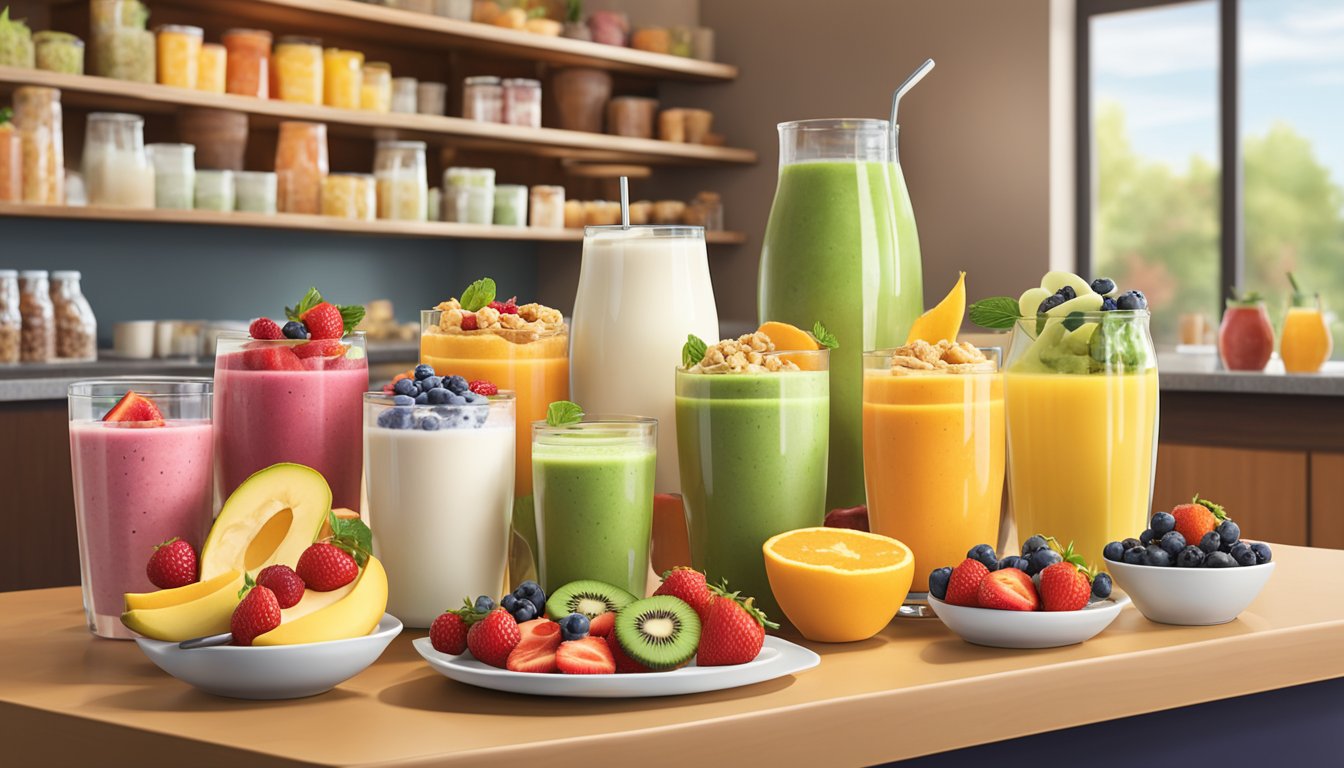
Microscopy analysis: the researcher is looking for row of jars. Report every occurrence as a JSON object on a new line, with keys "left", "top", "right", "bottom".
{"left": 462, "top": 76, "right": 541, "bottom": 128}
{"left": 0, "top": 269, "right": 96, "bottom": 364}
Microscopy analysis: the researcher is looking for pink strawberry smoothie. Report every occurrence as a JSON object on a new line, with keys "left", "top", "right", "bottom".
{"left": 213, "top": 351, "right": 369, "bottom": 510}
{"left": 69, "top": 420, "right": 214, "bottom": 638}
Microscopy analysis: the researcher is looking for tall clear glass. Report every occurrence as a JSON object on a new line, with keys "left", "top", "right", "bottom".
{"left": 759, "top": 118, "right": 911, "bottom": 508}
{"left": 571, "top": 225, "right": 719, "bottom": 494}
{"left": 1005, "top": 312, "right": 1159, "bottom": 565}
{"left": 532, "top": 416, "right": 657, "bottom": 597}
{"left": 676, "top": 350, "right": 830, "bottom": 619}
{"left": 69, "top": 378, "right": 213, "bottom": 639}
{"left": 213, "top": 332, "right": 368, "bottom": 511}
{"left": 863, "top": 348, "right": 1003, "bottom": 613}
{"left": 83, "top": 113, "right": 154, "bottom": 208}
{"left": 365, "top": 391, "right": 515, "bottom": 627}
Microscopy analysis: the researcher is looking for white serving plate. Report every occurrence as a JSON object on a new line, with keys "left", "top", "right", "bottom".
{"left": 133, "top": 613, "right": 402, "bottom": 699}
{"left": 927, "top": 595, "right": 1129, "bottom": 649}
{"left": 1106, "top": 559, "right": 1275, "bottom": 626}
{"left": 413, "top": 635, "right": 820, "bottom": 698}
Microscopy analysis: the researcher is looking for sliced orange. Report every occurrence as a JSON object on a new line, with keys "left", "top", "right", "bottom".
{"left": 757, "top": 321, "right": 825, "bottom": 370}
{"left": 906, "top": 271, "right": 966, "bottom": 344}
{"left": 763, "top": 527, "right": 913, "bottom": 643}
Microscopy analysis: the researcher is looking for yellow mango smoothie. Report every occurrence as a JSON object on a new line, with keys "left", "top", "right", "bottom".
{"left": 863, "top": 341, "right": 1004, "bottom": 593}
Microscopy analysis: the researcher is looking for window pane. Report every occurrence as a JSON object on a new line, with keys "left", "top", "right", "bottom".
{"left": 1091, "top": 2, "right": 1220, "bottom": 347}
{"left": 1242, "top": 0, "right": 1344, "bottom": 359}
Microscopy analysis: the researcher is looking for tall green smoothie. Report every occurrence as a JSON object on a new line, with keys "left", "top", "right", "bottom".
{"left": 676, "top": 339, "right": 830, "bottom": 619}
{"left": 532, "top": 416, "right": 657, "bottom": 597}
{"left": 759, "top": 118, "right": 922, "bottom": 508}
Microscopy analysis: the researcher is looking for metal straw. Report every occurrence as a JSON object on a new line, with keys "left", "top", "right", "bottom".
{"left": 620, "top": 176, "right": 630, "bottom": 229}
{"left": 890, "top": 58, "right": 935, "bottom": 127}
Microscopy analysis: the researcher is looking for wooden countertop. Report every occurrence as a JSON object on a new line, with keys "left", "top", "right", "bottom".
{"left": 3, "top": 544, "right": 1342, "bottom": 767}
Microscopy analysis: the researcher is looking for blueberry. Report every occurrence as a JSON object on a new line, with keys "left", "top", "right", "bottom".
{"left": 1176, "top": 545, "right": 1205, "bottom": 568}
{"left": 418, "top": 414, "right": 441, "bottom": 430}
{"left": 1091, "top": 572, "right": 1112, "bottom": 599}
{"left": 473, "top": 595, "right": 495, "bottom": 613}
{"left": 1006, "top": 556, "right": 1032, "bottom": 572}
{"left": 1230, "top": 542, "right": 1257, "bottom": 566}
{"left": 967, "top": 543, "right": 997, "bottom": 569}
{"left": 393, "top": 394, "right": 415, "bottom": 406}
{"left": 1021, "top": 535, "right": 1050, "bottom": 555}
{"left": 1199, "top": 531, "right": 1221, "bottom": 553}
{"left": 445, "top": 375, "right": 469, "bottom": 394}
{"left": 414, "top": 364, "right": 435, "bottom": 381}
{"left": 414, "top": 392, "right": 429, "bottom": 405}
{"left": 464, "top": 391, "right": 484, "bottom": 404}
{"left": 1058, "top": 286, "right": 1077, "bottom": 301}
{"left": 1037, "top": 294, "right": 1065, "bottom": 314}
{"left": 1090, "top": 277, "right": 1116, "bottom": 295}
{"left": 1122, "top": 546, "right": 1146, "bottom": 565}
{"left": 1251, "top": 542, "right": 1273, "bottom": 564}
{"left": 1159, "top": 531, "right": 1187, "bottom": 557}
{"left": 1100, "top": 297, "right": 1118, "bottom": 311}
{"left": 447, "top": 393, "right": 467, "bottom": 405}
{"left": 1029, "top": 547, "right": 1062, "bottom": 574}
{"left": 1139, "top": 529, "right": 1155, "bottom": 546}
{"left": 1121, "top": 537, "right": 1142, "bottom": 551}
{"left": 514, "top": 580, "right": 546, "bottom": 613}
{"left": 500, "top": 594, "right": 518, "bottom": 612}
{"left": 1116, "top": 290, "right": 1148, "bottom": 311}
{"left": 1150, "top": 512, "right": 1175, "bottom": 536}
{"left": 422, "top": 376, "right": 442, "bottom": 391}
{"left": 560, "top": 612, "right": 590, "bottom": 642}
{"left": 928, "top": 567, "right": 953, "bottom": 600}
{"left": 511, "top": 600, "right": 538, "bottom": 622}
{"left": 427, "top": 387, "right": 452, "bottom": 405}
{"left": 282, "top": 320, "right": 309, "bottom": 339}
{"left": 1103, "top": 541, "right": 1125, "bottom": 562}
{"left": 1203, "top": 551, "right": 1236, "bottom": 568}
{"left": 1216, "top": 520, "right": 1240, "bottom": 546}
{"left": 393, "top": 378, "right": 418, "bottom": 397}
{"left": 376, "top": 408, "right": 410, "bottom": 429}
{"left": 1142, "top": 545, "right": 1172, "bottom": 567}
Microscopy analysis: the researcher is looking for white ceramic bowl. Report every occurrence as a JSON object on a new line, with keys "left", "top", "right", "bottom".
{"left": 1105, "top": 559, "right": 1275, "bottom": 625}
{"left": 927, "top": 595, "right": 1129, "bottom": 649}
{"left": 133, "top": 613, "right": 402, "bottom": 699}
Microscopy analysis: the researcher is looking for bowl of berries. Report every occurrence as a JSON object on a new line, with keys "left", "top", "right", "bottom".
{"left": 926, "top": 536, "right": 1128, "bottom": 649}
{"left": 1102, "top": 496, "right": 1274, "bottom": 626}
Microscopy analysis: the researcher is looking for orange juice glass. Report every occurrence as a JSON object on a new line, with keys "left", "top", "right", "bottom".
{"left": 1281, "top": 305, "right": 1332, "bottom": 373}
{"left": 862, "top": 348, "right": 1004, "bottom": 604}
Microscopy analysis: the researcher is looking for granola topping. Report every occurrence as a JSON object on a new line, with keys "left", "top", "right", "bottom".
{"left": 688, "top": 332, "right": 801, "bottom": 374}
{"left": 888, "top": 339, "right": 994, "bottom": 374}
{"left": 429, "top": 297, "right": 565, "bottom": 343}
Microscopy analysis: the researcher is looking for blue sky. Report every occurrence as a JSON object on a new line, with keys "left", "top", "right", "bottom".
{"left": 1091, "top": 0, "right": 1344, "bottom": 190}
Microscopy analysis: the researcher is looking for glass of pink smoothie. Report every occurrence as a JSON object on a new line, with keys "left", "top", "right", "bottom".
{"left": 213, "top": 332, "right": 369, "bottom": 511}
{"left": 68, "top": 378, "right": 214, "bottom": 639}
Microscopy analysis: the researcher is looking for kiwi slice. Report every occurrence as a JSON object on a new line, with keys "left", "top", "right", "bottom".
{"left": 614, "top": 596, "right": 701, "bottom": 671}
{"left": 544, "top": 579, "right": 637, "bottom": 620}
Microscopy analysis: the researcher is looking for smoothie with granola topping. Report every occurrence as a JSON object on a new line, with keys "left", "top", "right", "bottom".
{"left": 862, "top": 340, "right": 1004, "bottom": 593}
{"left": 676, "top": 328, "right": 830, "bottom": 618}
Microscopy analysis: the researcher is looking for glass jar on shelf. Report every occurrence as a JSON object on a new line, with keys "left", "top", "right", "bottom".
{"left": 434, "top": 0, "right": 472, "bottom": 19}
{"left": 34, "top": 32, "right": 84, "bottom": 74}
{"left": 361, "top": 62, "right": 392, "bottom": 112}
{"left": 417, "top": 81, "right": 447, "bottom": 115}
{"left": 18, "top": 270, "right": 54, "bottom": 363}
{"left": 374, "top": 140, "right": 427, "bottom": 221}
{"left": 275, "top": 120, "right": 328, "bottom": 214}
{"left": 83, "top": 112, "right": 154, "bottom": 209}
{"left": 273, "top": 36, "right": 323, "bottom": 105}
{"left": 147, "top": 143, "right": 195, "bottom": 209}
{"left": 0, "top": 7, "right": 35, "bottom": 68}
{"left": 391, "top": 77, "right": 418, "bottom": 113}
{"left": 463, "top": 76, "right": 502, "bottom": 122}
{"left": 194, "top": 169, "right": 235, "bottom": 212}
{"left": 13, "top": 86, "right": 63, "bottom": 205}
{"left": 323, "top": 48, "right": 364, "bottom": 109}
{"left": 0, "top": 270, "right": 19, "bottom": 364}
{"left": 222, "top": 28, "right": 271, "bottom": 98}
{"left": 443, "top": 166, "right": 495, "bottom": 224}
{"left": 684, "top": 191, "right": 724, "bottom": 230}
{"left": 90, "top": 0, "right": 154, "bottom": 83}
{"left": 234, "top": 170, "right": 277, "bottom": 214}
{"left": 607, "top": 96, "right": 657, "bottom": 138}
{"left": 196, "top": 42, "right": 226, "bottom": 93}
{"left": 492, "top": 184, "right": 526, "bottom": 226}
{"left": 50, "top": 270, "right": 97, "bottom": 362}
{"left": 320, "top": 172, "right": 375, "bottom": 220}
{"left": 0, "top": 120, "right": 19, "bottom": 202}
{"left": 529, "top": 185, "right": 564, "bottom": 228}
{"left": 501, "top": 78, "right": 541, "bottom": 127}
{"left": 155, "top": 24, "right": 203, "bottom": 88}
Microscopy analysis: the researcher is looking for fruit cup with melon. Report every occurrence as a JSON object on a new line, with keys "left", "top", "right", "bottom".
{"left": 862, "top": 273, "right": 1005, "bottom": 601}
{"left": 676, "top": 322, "right": 832, "bottom": 619}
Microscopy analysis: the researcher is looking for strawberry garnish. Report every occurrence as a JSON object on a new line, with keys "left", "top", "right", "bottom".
{"left": 487, "top": 297, "right": 519, "bottom": 315}
{"left": 653, "top": 566, "right": 712, "bottom": 619}
{"left": 430, "top": 610, "right": 469, "bottom": 655}
{"left": 1172, "top": 495, "right": 1228, "bottom": 549}
{"left": 468, "top": 379, "right": 498, "bottom": 396}
{"left": 231, "top": 575, "right": 281, "bottom": 646}
{"left": 248, "top": 317, "right": 284, "bottom": 340}
{"left": 1037, "top": 538, "right": 1097, "bottom": 612}
{"left": 102, "top": 392, "right": 165, "bottom": 427}
{"left": 241, "top": 344, "right": 303, "bottom": 371}
{"left": 293, "top": 338, "right": 349, "bottom": 359}
{"left": 145, "top": 537, "right": 197, "bottom": 590}
{"left": 467, "top": 608, "right": 521, "bottom": 668}
{"left": 555, "top": 636, "right": 615, "bottom": 674}
{"left": 697, "top": 581, "right": 779, "bottom": 667}
{"left": 284, "top": 287, "right": 365, "bottom": 340}
{"left": 255, "top": 564, "right": 305, "bottom": 609}
{"left": 295, "top": 542, "right": 358, "bottom": 592}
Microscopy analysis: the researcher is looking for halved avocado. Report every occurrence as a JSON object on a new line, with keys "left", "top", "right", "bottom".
{"left": 200, "top": 463, "right": 332, "bottom": 579}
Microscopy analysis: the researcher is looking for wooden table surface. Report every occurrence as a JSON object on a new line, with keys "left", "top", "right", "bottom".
{"left": 2, "top": 544, "right": 1341, "bottom": 767}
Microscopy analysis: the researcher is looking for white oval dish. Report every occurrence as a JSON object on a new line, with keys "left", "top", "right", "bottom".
{"left": 413, "top": 635, "right": 820, "bottom": 698}
{"left": 133, "top": 613, "right": 402, "bottom": 699}
{"left": 927, "top": 595, "right": 1129, "bottom": 649}
{"left": 1105, "top": 559, "right": 1275, "bottom": 626}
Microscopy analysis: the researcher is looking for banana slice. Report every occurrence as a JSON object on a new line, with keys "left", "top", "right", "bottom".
{"left": 1019, "top": 287, "right": 1052, "bottom": 318}
{"left": 1046, "top": 293, "right": 1104, "bottom": 316}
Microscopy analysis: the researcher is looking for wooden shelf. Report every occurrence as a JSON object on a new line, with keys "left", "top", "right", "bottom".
{"left": 0, "top": 68, "right": 756, "bottom": 166}
{"left": 0, "top": 202, "right": 748, "bottom": 244}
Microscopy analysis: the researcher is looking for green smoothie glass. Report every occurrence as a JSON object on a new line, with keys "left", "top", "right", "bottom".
{"left": 759, "top": 118, "right": 921, "bottom": 508}
{"left": 676, "top": 349, "right": 830, "bottom": 619}
{"left": 532, "top": 416, "right": 657, "bottom": 597}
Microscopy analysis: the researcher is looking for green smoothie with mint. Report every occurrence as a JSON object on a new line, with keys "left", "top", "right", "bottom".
{"left": 675, "top": 331, "right": 830, "bottom": 618}
{"left": 532, "top": 403, "right": 657, "bottom": 597}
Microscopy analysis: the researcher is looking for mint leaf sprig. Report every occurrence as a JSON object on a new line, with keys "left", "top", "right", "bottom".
{"left": 325, "top": 509, "right": 374, "bottom": 567}
{"left": 546, "top": 400, "right": 584, "bottom": 427}
{"left": 968, "top": 297, "right": 1024, "bottom": 330}
{"left": 460, "top": 277, "right": 497, "bottom": 312}
{"left": 285, "top": 287, "right": 366, "bottom": 335}
{"left": 682, "top": 334, "right": 708, "bottom": 368}
{"left": 811, "top": 322, "right": 839, "bottom": 350}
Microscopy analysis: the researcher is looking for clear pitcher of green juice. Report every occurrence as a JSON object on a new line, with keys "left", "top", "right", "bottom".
{"left": 759, "top": 118, "right": 923, "bottom": 508}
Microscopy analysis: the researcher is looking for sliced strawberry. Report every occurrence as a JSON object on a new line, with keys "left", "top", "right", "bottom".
{"left": 555, "top": 636, "right": 615, "bottom": 675}
{"left": 976, "top": 568, "right": 1039, "bottom": 611}
{"left": 588, "top": 611, "right": 615, "bottom": 638}
{"left": 242, "top": 344, "right": 304, "bottom": 371}
{"left": 607, "top": 633, "right": 653, "bottom": 674}
{"left": 293, "top": 339, "right": 349, "bottom": 359}
{"left": 103, "top": 392, "right": 165, "bottom": 427}
{"left": 506, "top": 619, "right": 562, "bottom": 673}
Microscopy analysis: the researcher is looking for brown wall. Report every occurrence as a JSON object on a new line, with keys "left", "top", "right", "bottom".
{"left": 541, "top": 0, "right": 1055, "bottom": 326}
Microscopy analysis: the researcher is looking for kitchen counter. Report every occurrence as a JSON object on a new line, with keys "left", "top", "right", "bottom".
{"left": 1, "top": 544, "right": 1340, "bottom": 767}
{"left": 1157, "top": 352, "right": 1344, "bottom": 397}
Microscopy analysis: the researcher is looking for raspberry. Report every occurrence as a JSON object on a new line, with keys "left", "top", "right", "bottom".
{"left": 249, "top": 317, "right": 284, "bottom": 340}
{"left": 460, "top": 313, "right": 479, "bottom": 331}
{"left": 488, "top": 298, "right": 519, "bottom": 315}
{"left": 468, "top": 380, "right": 498, "bottom": 396}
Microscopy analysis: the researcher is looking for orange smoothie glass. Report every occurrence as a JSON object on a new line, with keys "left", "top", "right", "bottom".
{"left": 1281, "top": 304, "right": 1332, "bottom": 373}
{"left": 862, "top": 346, "right": 1004, "bottom": 609}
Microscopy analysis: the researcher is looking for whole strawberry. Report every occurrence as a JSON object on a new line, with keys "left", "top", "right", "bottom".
{"left": 296, "top": 542, "right": 358, "bottom": 592}
{"left": 1038, "top": 562, "right": 1092, "bottom": 611}
{"left": 1171, "top": 495, "right": 1228, "bottom": 551}
{"left": 301, "top": 302, "right": 346, "bottom": 340}
{"left": 255, "top": 564, "right": 305, "bottom": 609}
{"left": 653, "top": 566, "right": 711, "bottom": 618}
{"left": 430, "top": 610, "right": 469, "bottom": 655}
{"left": 231, "top": 577, "right": 281, "bottom": 646}
{"left": 467, "top": 608, "right": 521, "bottom": 668}
{"left": 248, "top": 317, "right": 284, "bottom": 340}
{"left": 146, "top": 537, "right": 198, "bottom": 590}
{"left": 697, "top": 582, "right": 779, "bottom": 667}
{"left": 944, "top": 558, "right": 990, "bottom": 607}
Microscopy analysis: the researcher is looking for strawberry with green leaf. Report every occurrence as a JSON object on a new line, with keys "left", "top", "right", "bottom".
{"left": 1171, "top": 495, "right": 1228, "bottom": 550}
{"left": 286, "top": 287, "right": 365, "bottom": 340}
{"left": 1037, "top": 538, "right": 1099, "bottom": 612}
